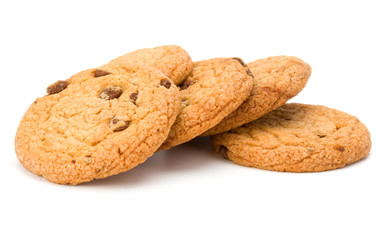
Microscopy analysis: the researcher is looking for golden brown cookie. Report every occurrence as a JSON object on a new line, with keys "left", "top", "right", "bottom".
{"left": 203, "top": 56, "right": 311, "bottom": 136}
{"left": 105, "top": 45, "right": 193, "bottom": 85}
{"left": 15, "top": 64, "right": 181, "bottom": 185}
{"left": 160, "top": 57, "right": 254, "bottom": 150}
{"left": 211, "top": 103, "right": 371, "bottom": 172}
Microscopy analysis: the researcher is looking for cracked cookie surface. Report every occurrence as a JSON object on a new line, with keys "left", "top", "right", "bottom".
{"left": 160, "top": 57, "right": 254, "bottom": 150}
{"left": 105, "top": 45, "right": 193, "bottom": 85}
{"left": 211, "top": 103, "right": 371, "bottom": 172}
{"left": 203, "top": 56, "right": 311, "bottom": 136}
{"left": 15, "top": 64, "right": 181, "bottom": 185}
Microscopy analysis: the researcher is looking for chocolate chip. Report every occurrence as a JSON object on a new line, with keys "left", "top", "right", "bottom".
{"left": 179, "top": 79, "right": 194, "bottom": 90}
{"left": 160, "top": 79, "right": 172, "bottom": 89}
{"left": 110, "top": 118, "right": 130, "bottom": 132}
{"left": 246, "top": 69, "right": 254, "bottom": 78}
{"left": 94, "top": 69, "right": 111, "bottom": 77}
{"left": 232, "top": 57, "right": 253, "bottom": 77}
{"left": 232, "top": 57, "right": 247, "bottom": 67}
{"left": 71, "top": 160, "right": 76, "bottom": 164}
{"left": 335, "top": 146, "right": 345, "bottom": 152}
{"left": 130, "top": 92, "right": 138, "bottom": 104}
{"left": 99, "top": 86, "right": 123, "bottom": 100}
{"left": 318, "top": 134, "right": 327, "bottom": 138}
{"left": 47, "top": 80, "right": 67, "bottom": 95}
{"left": 219, "top": 145, "right": 229, "bottom": 159}
{"left": 114, "top": 122, "right": 130, "bottom": 132}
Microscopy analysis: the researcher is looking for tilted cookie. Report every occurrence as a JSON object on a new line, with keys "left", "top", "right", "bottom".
{"left": 211, "top": 103, "right": 371, "bottom": 172}
{"left": 203, "top": 56, "right": 311, "bottom": 136}
{"left": 15, "top": 64, "right": 181, "bottom": 185}
{"left": 160, "top": 57, "right": 254, "bottom": 150}
{"left": 105, "top": 45, "right": 193, "bottom": 85}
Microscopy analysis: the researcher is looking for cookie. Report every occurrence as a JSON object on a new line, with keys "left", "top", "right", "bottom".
{"left": 160, "top": 57, "right": 254, "bottom": 150}
{"left": 211, "top": 103, "right": 371, "bottom": 172}
{"left": 203, "top": 56, "right": 311, "bottom": 136}
{"left": 15, "top": 64, "right": 181, "bottom": 185}
{"left": 105, "top": 45, "right": 193, "bottom": 85}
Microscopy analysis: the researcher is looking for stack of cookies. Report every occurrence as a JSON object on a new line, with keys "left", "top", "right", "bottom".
{"left": 15, "top": 45, "right": 371, "bottom": 185}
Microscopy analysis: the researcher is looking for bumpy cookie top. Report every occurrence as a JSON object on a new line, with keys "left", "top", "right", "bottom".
{"left": 105, "top": 45, "right": 193, "bottom": 85}
{"left": 211, "top": 103, "right": 371, "bottom": 172}
{"left": 15, "top": 65, "right": 180, "bottom": 184}
{"left": 203, "top": 56, "right": 311, "bottom": 136}
{"left": 160, "top": 57, "right": 254, "bottom": 150}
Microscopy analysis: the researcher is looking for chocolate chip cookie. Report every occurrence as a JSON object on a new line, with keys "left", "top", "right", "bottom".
{"left": 105, "top": 45, "right": 193, "bottom": 85}
{"left": 160, "top": 57, "right": 254, "bottom": 150}
{"left": 211, "top": 103, "right": 371, "bottom": 172}
{"left": 15, "top": 64, "right": 181, "bottom": 184}
{"left": 203, "top": 56, "right": 311, "bottom": 136}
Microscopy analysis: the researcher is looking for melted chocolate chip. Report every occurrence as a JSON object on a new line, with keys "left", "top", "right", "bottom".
{"left": 335, "top": 146, "right": 345, "bottom": 152}
{"left": 160, "top": 79, "right": 172, "bottom": 89}
{"left": 110, "top": 118, "right": 130, "bottom": 132}
{"left": 47, "top": 80, "right": 67, "bottom": 95}
{"left": 114, "top": 122, "right": 130, "bottom": 132}
{"left": 99, "top": 86, "right": 123, "bottom": 100}
{"left": 179, "top": 79, "right": 194, "bottom": 90}
{"left": 232, "top": 58, "right": 253, "bottom": 77}
{"left": 219, "top": 145, "right": 229, "bottom": 159}
{"left": 94, "top": 69, "right": 111, "bottom": 77}
{"left": 232, "top": 57, "right": 247, "bottom": 67}
{"left": 71, "top": 160, "right": 76, "bottom": 164}
{"left": 130, "top": 92, "right": 138, "bottom": 104}
{"left": 246, "top": 69, "right": 254, "bottom": 78}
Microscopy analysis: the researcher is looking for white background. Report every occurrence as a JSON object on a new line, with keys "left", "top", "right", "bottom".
{"left": 1, "top": 0, "right": 383, "bottom": 239}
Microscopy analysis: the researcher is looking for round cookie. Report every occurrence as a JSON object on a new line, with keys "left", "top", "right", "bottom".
{"left": 15, "top": 64, "right": 181, "bottom": 185}
{"left": 211, "top": 103, "right": 371, "bottom": 172}
{"left": 105, "top": 45, "right": 193, "bottom": 85}
{"left": 159, "top": 57, "right": 254, "bottom": 150}
{"left": 203, "top": 56, "right": 311, "bottom": 136}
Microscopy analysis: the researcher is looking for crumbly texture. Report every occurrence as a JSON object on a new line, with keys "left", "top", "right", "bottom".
{"left": 203, "top": 56, "right": 311, "bottom": 136}
{"left": 211, "top": 103, "right": 371, "bottom": 172}
{"left": 105, "top": 45, "right": 193, "bottom": 85}
{"left": 160, "top": 58, "right": 254, "bottom": 150}
{"left": 15, "top": 65, "right": 181, "bottom": 185}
